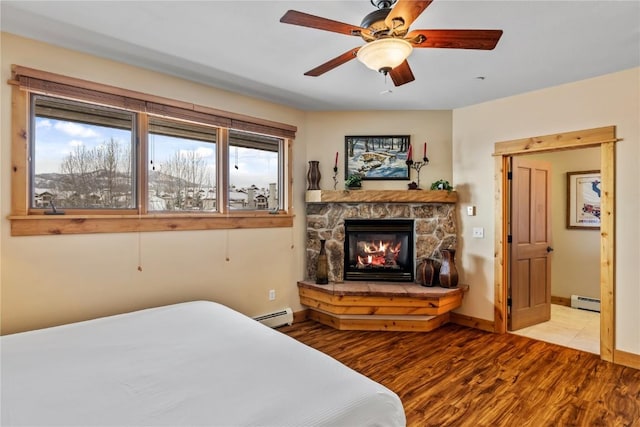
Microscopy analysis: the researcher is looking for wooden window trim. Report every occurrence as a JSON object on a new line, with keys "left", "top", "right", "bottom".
{"left": 8, "top": 213, "right": 295, "bottom": 236}
{"left": 10, "top": 65, "right": 297, "bottom": 138}
{"left": 9, "top": 66, "right": 296, "bottom": 236}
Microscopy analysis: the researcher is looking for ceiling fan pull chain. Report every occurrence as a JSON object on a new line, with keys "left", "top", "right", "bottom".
{"left": 380, "top": 72, "right": 393, "bottom": 95}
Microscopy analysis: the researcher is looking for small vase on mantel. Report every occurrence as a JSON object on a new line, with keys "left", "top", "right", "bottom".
{"left": 307, "top": 160, "right": 321, "bottom": 190}
{"left": 315, "top": 239, "right": 329, "bottom": 285}
{"left": 439, "top": 248, "right": 459, "bottom": 288}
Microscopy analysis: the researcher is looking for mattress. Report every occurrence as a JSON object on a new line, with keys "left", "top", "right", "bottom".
{"left": 1, "top": 301, "right": 405, "bottom": 426}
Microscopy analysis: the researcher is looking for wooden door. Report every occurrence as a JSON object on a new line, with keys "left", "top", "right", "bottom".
{"left": 509, "top": 157, "right": 553, "bottom": 331}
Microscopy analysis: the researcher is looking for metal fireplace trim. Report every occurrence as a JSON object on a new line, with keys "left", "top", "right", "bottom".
{"left": 343, "top": 219, "right": 415, "bottom": 282}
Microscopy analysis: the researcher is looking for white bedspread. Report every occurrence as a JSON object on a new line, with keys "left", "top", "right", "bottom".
{"left": 1, "top": 301, "right": 405, "bottom": 426}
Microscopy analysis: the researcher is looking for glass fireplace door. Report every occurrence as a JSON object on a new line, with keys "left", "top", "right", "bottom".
{"left": 344, "top": 219, "right": 414, "bottom": 282}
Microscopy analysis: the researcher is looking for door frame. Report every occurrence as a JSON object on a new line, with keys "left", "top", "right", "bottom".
{"left": 493, "top": 126, "right": 618, "bottom": 362}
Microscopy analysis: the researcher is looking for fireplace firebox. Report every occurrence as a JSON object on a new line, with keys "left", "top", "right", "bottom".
{"left": 344, "top": 219, "right": 414, "bottom": 282}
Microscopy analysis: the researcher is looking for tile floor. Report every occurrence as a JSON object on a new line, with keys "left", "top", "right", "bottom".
{"left": 510, "top": 304, "right": 600, "bottom": 354}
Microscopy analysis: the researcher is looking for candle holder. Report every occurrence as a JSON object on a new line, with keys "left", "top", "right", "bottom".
{"left": 406, "top": 157, "right": 429, "bottom": 189}
{"left": 332, "top": 166, "right": 338, "bottom": 190}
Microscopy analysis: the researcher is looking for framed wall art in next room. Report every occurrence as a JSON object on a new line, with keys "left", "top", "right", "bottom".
{"left": 567, "top": 170, "right": 601, "bottom": 229}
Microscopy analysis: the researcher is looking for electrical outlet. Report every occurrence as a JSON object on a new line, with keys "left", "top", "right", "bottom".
{"left": 268, "top": 289, "right": 276, "bottom": 301}
{"left": 472, "top": 227, "right": 484, "bottom": 238}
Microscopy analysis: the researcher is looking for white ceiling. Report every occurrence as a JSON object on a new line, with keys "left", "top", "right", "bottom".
{"left": 2, "top": 1, "right": 639, "bottom": 111}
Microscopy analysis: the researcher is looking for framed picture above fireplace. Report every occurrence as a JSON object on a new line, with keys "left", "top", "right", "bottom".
{"left": 345, "top": 135, "right": 410, "bottom": 180}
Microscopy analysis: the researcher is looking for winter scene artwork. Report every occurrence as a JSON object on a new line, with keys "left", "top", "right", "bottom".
{"left": 344, "top": 135, "right": 410, "bottom": 180}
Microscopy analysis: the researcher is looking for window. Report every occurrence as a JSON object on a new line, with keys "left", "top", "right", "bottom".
{"left": 228, "top": 130, "right": 282, "bottom": 211}
{"left": 9, "top": 65, "right": 296, "bottom": 235}
{"left": 32, "top": 96, "right": 136, "bottom": 210}
{"left": 148, "top": 117, "right": 217, "bottom": 212}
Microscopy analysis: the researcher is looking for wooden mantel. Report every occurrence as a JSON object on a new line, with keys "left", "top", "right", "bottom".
{"left": 305, "top": 190, "right": 457, "bottom": 204}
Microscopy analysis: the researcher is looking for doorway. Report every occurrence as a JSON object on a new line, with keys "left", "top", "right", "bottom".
{"left": 493, "top": 126, "right": 617, "bottom": 362}
{"left": 508, "top": 148, "right": 601, "bottom": 353}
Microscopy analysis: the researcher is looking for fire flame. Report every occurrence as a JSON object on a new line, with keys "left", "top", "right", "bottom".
{"left": 356, "top": 240, "right": 402, "bottom": 267}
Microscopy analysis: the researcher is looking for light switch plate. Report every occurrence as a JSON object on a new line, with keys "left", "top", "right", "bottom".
{"left": 467, "top": 206, "right": 476, "bottom": 216}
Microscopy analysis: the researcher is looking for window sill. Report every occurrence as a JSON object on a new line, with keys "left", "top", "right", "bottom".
{"left": 8, "top": 212, "right": 294, "bottom": 236}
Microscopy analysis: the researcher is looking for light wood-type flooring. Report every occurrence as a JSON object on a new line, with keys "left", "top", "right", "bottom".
{"left": 279, "top": 320, "right": 639, "bottom": 427}
{"left": 511, "top": 304, "right": 600, "bottom": 354}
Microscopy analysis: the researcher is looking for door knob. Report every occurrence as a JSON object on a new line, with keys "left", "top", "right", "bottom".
{"left": 547, "top": 246, "right": 554, "bottom": 253}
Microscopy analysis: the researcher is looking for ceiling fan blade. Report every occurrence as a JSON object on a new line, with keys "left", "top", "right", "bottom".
{"left": 407, "top": 29, "right": 503, "bottom": 50}
{"left": 385, "top": 0, "right": 433, "bottom": 34}
{"left": 280, "top": 10, "right": 365, "bottom": 36}
{"left": 389, "top": 61, "right": 415, "bottom": 87}
{"left": 304, "top": 47, "right": 361, "bottom": 77}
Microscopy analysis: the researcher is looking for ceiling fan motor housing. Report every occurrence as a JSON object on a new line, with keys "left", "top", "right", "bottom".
{"left": 361, "top": 7, "right": 408, "bottom": 41}
{"left": 370, "top": 0, "right": 397, "bottom": 9}
{"left": 361, "top": 8, "right": 390, "bottom": 28}
{"left": 361, "top": 8, "right": 392, "bottom": 39}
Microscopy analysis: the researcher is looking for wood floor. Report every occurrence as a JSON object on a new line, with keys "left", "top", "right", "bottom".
{"left": 279, "top": 320, "right": 640, "bottom": 427}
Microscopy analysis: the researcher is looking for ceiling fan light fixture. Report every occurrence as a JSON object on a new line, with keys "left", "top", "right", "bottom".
{"left": 356, "top": 38, "right": 413, "bottom": 73}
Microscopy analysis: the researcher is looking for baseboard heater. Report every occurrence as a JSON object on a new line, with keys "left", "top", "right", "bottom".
{"left": 570, "top": 295, "right": 601, "bottom": 312}
{"left": 253, "top": 308, "right": 293, "bottom": 328}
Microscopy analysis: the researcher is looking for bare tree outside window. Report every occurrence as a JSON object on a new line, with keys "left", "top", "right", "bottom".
{"left": 154, "top": 150, "right": 214, "bottom": 211}
{"left": 57, "top": 138, "right": 132, "bottom": 208}
{"left": 32, "top": 96, "right": 135, "bottom": 209}
{"left": 148, "top": 117, "right": 217, "bottom": 211}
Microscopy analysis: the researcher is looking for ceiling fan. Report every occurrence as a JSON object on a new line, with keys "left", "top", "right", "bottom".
{"left": 280, "top": 0, "right": 503, "bottom": 86}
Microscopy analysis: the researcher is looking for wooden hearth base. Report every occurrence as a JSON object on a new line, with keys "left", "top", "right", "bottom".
{"left": 298, "top": 280, "right": 469, "bottom": 332}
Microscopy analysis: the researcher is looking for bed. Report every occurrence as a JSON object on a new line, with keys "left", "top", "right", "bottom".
{"left": 1, "top": 300, "right": 405, "bottom": 426}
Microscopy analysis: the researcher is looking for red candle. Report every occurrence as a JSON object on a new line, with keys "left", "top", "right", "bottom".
{"left": 334, "top": 152, "right": 338, "bottom": 167}
{"left": 407, "top": 144, "right": 412, "bottom": 160}
{"left": 423, "top": 142, "right": 427, "bottom": 158}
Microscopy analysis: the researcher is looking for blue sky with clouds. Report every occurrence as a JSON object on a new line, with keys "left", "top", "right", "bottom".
{"left": 35, "top": 117, "right": 278, "bottom": 189}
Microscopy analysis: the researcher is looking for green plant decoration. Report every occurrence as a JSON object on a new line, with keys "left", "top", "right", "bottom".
{"left": 345, "top": 173, "right": 363, "bottom": 188}
{"left": 430, "top": 179, "right": 454, "bottom": 192}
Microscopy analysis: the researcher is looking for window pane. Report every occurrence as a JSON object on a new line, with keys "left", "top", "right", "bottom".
{"left": 148, "top": 117, "right": 217, "bottom": 211}
{"left": 228, "top": 130, "right": 281, "bottom": 211}
{"left": 31, "top": 95, "right": 135, "bottom": 209}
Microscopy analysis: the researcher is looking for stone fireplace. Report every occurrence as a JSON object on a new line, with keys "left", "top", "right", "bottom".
{"left": 305, "top": 190, "right": 457, "bottom": 283}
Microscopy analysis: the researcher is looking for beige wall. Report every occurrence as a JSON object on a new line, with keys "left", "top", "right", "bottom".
{"left": 0, "top": 33, "right": 308, "bottom": 334}
{"left": 527, "top": 148, "right": 601, "bottom": 301}
{"left": 453, "top": 68, "right": 640, "bottom": 354}
{"left": 304, "top": 111, "right": 452, "bottom": 190}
